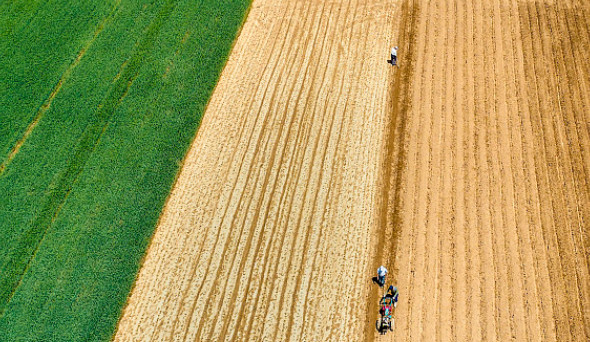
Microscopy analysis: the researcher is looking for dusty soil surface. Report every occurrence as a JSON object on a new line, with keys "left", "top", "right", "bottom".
{"left": 114, "top": 0, "right": 590, "bottom": 341}
{"left": 383, "top": 0, "right": 590, "bottom": 341}
{"left": 114, "top": 0, "right": 400, "bottom": 340}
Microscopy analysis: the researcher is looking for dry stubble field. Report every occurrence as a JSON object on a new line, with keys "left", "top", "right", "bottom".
{"left": 114, "top": 0, "right": 590, "bottom": 341}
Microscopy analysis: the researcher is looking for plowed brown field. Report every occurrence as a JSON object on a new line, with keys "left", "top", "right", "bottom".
{"left": 114, "top": 0, "right": 590, "bottom": 341}
{"left": 387, "top": 0, "right": 590, "bottom": 340}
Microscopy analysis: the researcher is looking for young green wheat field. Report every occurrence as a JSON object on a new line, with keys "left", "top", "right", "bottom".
{"left": 0, "top": 0, "right": 250, "bottom": 340}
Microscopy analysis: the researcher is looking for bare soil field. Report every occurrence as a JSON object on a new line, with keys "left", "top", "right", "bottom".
{"left": 385, "top": 0, "right": 590, "bottom": 340}
{"left": 114, "top": 0, "right": 590, "bottom": 341}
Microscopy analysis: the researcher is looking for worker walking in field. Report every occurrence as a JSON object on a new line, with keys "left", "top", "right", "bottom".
{"left": 390, "top": 46, "right": 398, "bottom": 66}
{"left": 386, "top": 285, "right": 399, "bottom": 308}
{"left": 376, "top": 265, "right": 388, "bottom": 287}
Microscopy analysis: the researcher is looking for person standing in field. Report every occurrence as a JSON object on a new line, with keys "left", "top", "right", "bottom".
{"left": 377, "top": 265, "right": 388, "bottom": 287}
{"left": 386, "top": 285, "right": 399, "bottom": 308}
{"left": 390, "top": 46, "right": 398, "bottom": 66}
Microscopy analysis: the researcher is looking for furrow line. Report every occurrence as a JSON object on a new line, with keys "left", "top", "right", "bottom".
{"left": 552, "top": 0, "right": 590, "bottom": 321}
{"left": 515, "top": 3, "right": 561, "bottom": 339}
{"left": 270, "top": 3, "right": 340, "bottom": 339}
{"left": 504, "top": 0, "right": 545, "bottom": 339}
{"left": 301, "top": 0, "right": 366, "bottom": 337}
{"left": 213, "top": 2, "right": 333, "bottom": 339}
{"left": 256, "top": 3, "right": 335, "bottom": 340}
{"left": 283, "top": 0, "right": 363, "bottom": 338}
{"left": 434, "top": 0, "right": 452, "bottom": 339}
{"left": 418, "top": 0, "right": 440, "bottom": 338}
{"left": 175, "top": 2, "right": 308, "bottom": 337}
{"left": 524, "top": 2, "right": 572, "bottom": 338}
{"left": 473, "top": 0, "right": 496, "bottom": 338}
{"left": 196, "top": 1, "right": 336, "bottom": 339}
{"left": 238, "top": 2, "right": 330, "bottom": 339}
{"left": 492, "top": 0, "right": 529, "bottom": 339}
{"left": 534, "top": 2, "right": 582, "bottom": 338}
{"left": 402, "top": 0, "right": 431, "bottom": 338}
{"left": 223, "top": 2, "right": 324, "bottom": 338}
{"left": 447, "top": 1, "right": 460, "bottom": 339}
{"left": 463, "top": 0, "right": 481, "bottom": 339}
{"left": 548, "top": 3, "right": 590, "bottom": 336}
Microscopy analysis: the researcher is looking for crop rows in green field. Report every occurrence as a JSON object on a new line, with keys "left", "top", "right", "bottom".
{"left": 0, "top": 0, "right": 251, "bottom": 340}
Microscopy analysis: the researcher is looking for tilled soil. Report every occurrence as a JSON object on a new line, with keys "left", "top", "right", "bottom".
{"left": 385, "top": 0, "right": 590, "bottom": 341}
{"left": 114, "top": 0, "right": 400, "bottom": 340}
{"left": 114, "top": 0, "right": 590, "bottom": 341}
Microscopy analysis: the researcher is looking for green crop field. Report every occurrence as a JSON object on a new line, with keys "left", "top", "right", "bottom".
{"left": 0, "top": 0, "right": 251, "bottom": 340}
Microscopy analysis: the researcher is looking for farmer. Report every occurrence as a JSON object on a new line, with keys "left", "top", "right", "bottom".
{"left": 378, "top": 296, "right": 395, "bottom": 334}
{"left": 380, "top": 299, "right": 393, "bottom": 318}
{"left": 390, "top": 46, "right": 398, "bottom": 66}
{"left": 386, "top": 285, "right": 399, "bottom": 308}
{"left": 377, "top": 265, "right": 388, "bottom": 287}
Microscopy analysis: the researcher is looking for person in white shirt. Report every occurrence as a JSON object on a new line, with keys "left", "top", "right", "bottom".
{"left": 390, "top": 46, "right": 398, "bottom": 66}
{"left": 377, "top": 265, "right": 388, "bottom": 287}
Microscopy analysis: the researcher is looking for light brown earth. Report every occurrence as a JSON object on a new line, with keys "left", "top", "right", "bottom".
{"left": 386, "top": 0, "right": 590, "bottom": 340}
{"left": 115, "top": 0, "right": 400, "bottom": 340}
{"left": 114, "top": 0, "right": 590, "bottom": 341}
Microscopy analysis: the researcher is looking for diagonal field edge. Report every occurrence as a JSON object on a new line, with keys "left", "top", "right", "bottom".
{"left": 0, "top": 0, "right": 178, "bottom": 317}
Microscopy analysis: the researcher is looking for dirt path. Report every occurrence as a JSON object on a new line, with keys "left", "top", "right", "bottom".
{"left": 114, "top": 0, "right": 401, "bottom": 340}
{"left": 385, "top": 0, "right": 590, "bottom": 341}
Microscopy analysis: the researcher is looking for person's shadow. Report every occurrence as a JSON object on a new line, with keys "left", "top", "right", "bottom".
{"left": 372, "top": 276, "right": 383, "bottom": 287}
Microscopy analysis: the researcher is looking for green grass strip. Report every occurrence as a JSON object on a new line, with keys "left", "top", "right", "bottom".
{"left": 0, "top": 0, "right": 178, "bottom": 315}
{"left": 0, "top": 0, "right": 251, "bottom": 340}
{"left": 0, "top": 0, "right": 120, "bottom": 158}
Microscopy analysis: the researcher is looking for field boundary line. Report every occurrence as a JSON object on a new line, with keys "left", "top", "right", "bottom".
{"left": 110, "top": 0, "right": 256, "bottom": 338}
{"left": 366, "top": 0, "right": 418, "bottom": 339}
